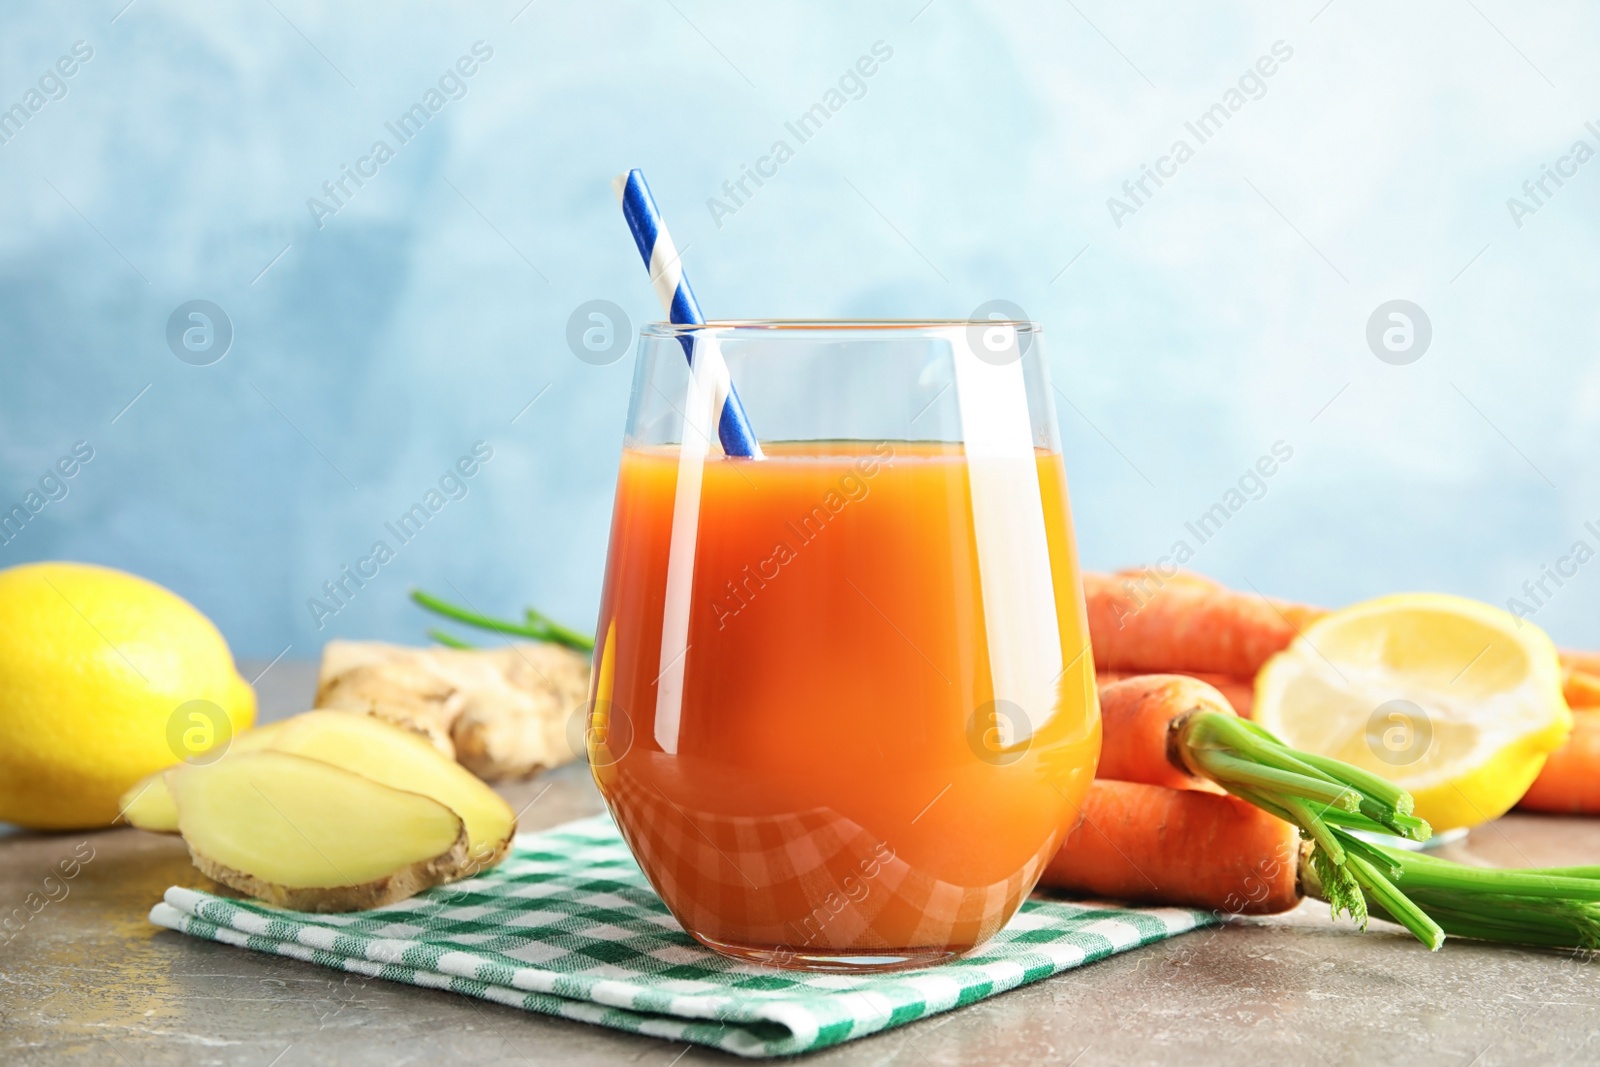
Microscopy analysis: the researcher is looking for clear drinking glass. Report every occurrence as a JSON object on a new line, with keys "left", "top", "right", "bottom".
{"left": 588, "top": 320, "right": 1100, "bottom": 971}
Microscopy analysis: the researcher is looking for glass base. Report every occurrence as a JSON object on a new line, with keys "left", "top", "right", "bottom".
{"left": 694, "top": 935, "right": 959, "bottom": 973}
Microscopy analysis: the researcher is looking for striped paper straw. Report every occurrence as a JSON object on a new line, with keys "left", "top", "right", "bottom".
{"left": 613, "top": 169, "right": 763, "bottom": 459}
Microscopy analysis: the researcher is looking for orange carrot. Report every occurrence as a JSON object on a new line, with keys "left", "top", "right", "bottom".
{"left": 1517, "top": 651, "right": 1600, "bottom": 813}
{"left": 1096, "top": 670, "right": 1434, "bottom": 889}
{"left": 1042, "top": 779, "right": 1303, "bottom": 914}
{"left": 1207, "top": 674, "right": 1255, "bottom": 718}
{"left": 1095, "top": 674, "right": 1430, "bottom": 846}
{"left": 1096, "top": 675, "right": 1235, "bottom": 794}
{"left": 1517, "top": 711, "right": 1600, "bottom": 815}
{"left": 1050, "top": 684, "right": 1600, "bottom": 946}
{"left": 1142, "top": 569, "right": 1222, "bottom": 591}
{"left": 1099, "top": 668, "right": 1256, "bottom": 719}
{"left": 1042, "top": 780, "right": 1600, "bottom": 949}
{"left": 1153, "top": 670, "right": 1256, "bottom": 719}
{"left": 1562, "top": 665, "right": 1600, "bottom": 710}
{"left": 1561, "top": 650, "right": 1600, "bottom": 676}
{"left": 1084, "top": 570, "right": 1324, "bottom": 677}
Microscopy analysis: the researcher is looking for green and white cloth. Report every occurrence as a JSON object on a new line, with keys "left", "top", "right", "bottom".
{"left": 150, "top": 814, "right": 1216, "bottom": 1057}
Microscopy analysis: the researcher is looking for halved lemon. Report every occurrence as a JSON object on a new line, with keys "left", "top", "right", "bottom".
{"left": 1254, "top": 593, "right": 1570, "bottom": 832}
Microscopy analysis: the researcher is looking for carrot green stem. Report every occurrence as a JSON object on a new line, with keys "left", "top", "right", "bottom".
{"left": 1518, "top": 866, "right": 1600, "bottom": 879}
{"left": 1183, "top": 710, "right": 1449, "bottom": 948}
{"left": 410, "top": 590, "right": 595, "bottom": 653}
{"left": 1225, "top": 718, "right": 1415, "bottom": 814}
{"left": 1343, "top": 851, "right": 1446, "bottom": 950}
{"left": 523, "top": 608, "right": 596, "bottom": 652}
{"left": 426, "top": 628, "right": 476, "bottom": 649}
{"left": 1193, "top": 752, "right": 1359, "bottom": 812}
{"left": 1181, "top": 712, "right": 1427, "bottom": 842}
{"left": 1274, "top": 794, "right": 1347, "bottom": 864}
{"left": 1287, "top": 750, "right": 1414, "bottom": 817}
{"left": 1294, "top": 829, "right": 1440, "bottom": 946}
{"left": 1227, "top": 785, "right": 1369, "bottom": 929}
{"left": 1373, "top": 900, "right": 1599, "bottom": 949}
{"left": 1191, "top": 715, "right": 1339, "bottom": 783}
{"left": 1174, "top": 710, "right": 1599, "bottom": 951}
{"left": 1374, "top": 850, "right": 1600, "bottom": 901}
{"left": 1358, "top": 840, "right": 1600, "bottom": 950}
{"left": 1320, "top": 807, "right": 1433, "bottom": 841}
{"left": 1306, "top": 839, "right": 1368, "bottom": 928}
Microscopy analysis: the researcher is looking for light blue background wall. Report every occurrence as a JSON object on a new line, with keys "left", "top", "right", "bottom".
{"left": 2, "top": 1, "right": 1597, "bottom": 659}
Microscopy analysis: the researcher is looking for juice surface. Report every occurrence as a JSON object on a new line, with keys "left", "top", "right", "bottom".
{"left": 591, "top": 441, "right": 1099, "bottom": 961}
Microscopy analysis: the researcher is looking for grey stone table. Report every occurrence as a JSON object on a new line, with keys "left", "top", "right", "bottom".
{"left": 3, "top": 662, "right": 1598, "bottom": 1066}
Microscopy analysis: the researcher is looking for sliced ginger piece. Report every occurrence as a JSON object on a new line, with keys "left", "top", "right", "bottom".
{"left": 171, "top": 750, "right": 467, "bottom": 912}
{"left": 265, "top": 709, "right": 516, "bottom": 871}
{"left": 119, "top": 720, "right": 290, "bottom": 833}
{"left": 120, "top": 769, "right": 180, "bottom": 832}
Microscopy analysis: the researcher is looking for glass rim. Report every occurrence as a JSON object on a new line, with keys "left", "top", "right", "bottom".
{"left": 641, "top": 318, "right": 1041, "bottom": 336}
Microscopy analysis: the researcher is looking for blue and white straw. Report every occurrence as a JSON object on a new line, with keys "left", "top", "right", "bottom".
{"left": 613, "top": 168, "right": 762, "bottom": 459}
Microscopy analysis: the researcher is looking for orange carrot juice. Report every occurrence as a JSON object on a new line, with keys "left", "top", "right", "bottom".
{"left": 590, "top": 441, "right": 1099, "bottom": 965}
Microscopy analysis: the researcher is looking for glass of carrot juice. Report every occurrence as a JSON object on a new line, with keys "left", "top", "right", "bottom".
{"left": 588, "top": 320, "right": 1100, "bottom": 971}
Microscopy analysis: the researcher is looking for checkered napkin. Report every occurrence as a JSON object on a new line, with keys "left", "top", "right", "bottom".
{"left": 149, "top": 814, "right": 1216, "bottom": 1058}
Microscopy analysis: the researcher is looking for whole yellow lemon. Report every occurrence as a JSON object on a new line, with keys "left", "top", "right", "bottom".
{"left": 0, "top": 561, "right": 255, "bottom": 829}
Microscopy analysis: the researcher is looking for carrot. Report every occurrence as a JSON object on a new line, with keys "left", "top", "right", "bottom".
{"left": 1084, "top": 570, "right": 1324, "bottom": 677}
{"left": 1045, "top": 778, "right": 1600, "bottom": 947}
{"left": 1043, "top": 780, "right": 1302, "bottom": 914}
{"left": 1517, "top": 711, "right": 1600, "bottom": 815}
{"left": 1098, "top": 668, "right": 1256, "bottom": 718}
{"left": 1517, "top": 651, "right": 1600, "bottom": 814}
{"left": 1142, "top": 569, "right": 1222, "bottom": 591}
{"left": 1193, "top": 672, "right": 1255, "bottom": 719}
{"left": 1561, "top": 650, "right": 1600, "bottom": 677}
{"left": 1096, "top": 675, "right": 1235, "bottom": 793}
{"left": 1042, "top": 781, "right": 1449, "bottom": 944}
{"left": 1562, "top": 665, "right": 1600, "bottom": 710}
{"left": 1088, "top": 578, "right": 1593, "bottom": 715}
{"left": 1043, "top": 780, "right": 1305, "bottom": 915}
{"left": 1083, "top": 674, "right": 1447, "bottom": 942}
{"left": 1094, "top": 675, "right": 1441, "bottom": 943}
{"left": 1069, "top": 676, "right": 1600, "bottom": 948}
{"left": 1096, "top": 675, "right": 1428, "bottom": 842}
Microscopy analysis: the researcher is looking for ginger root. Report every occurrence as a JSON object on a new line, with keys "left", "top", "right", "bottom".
{"left": 119, "top": 769, "right": 179, "bottom": 832}
{"left": 119, "top": 720, "right": 289, "bottom": 833}
{"left": 267, "top": 709, "right": 515, "bottom": 869}
{"left": 171, "top": 750, "right": 468, "bottom": 912}
{"left": 139, "top": 710, "right": 519, "bottom": 911}
{"left": 315, "top": 639, "right": 589, "bottom": 781}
